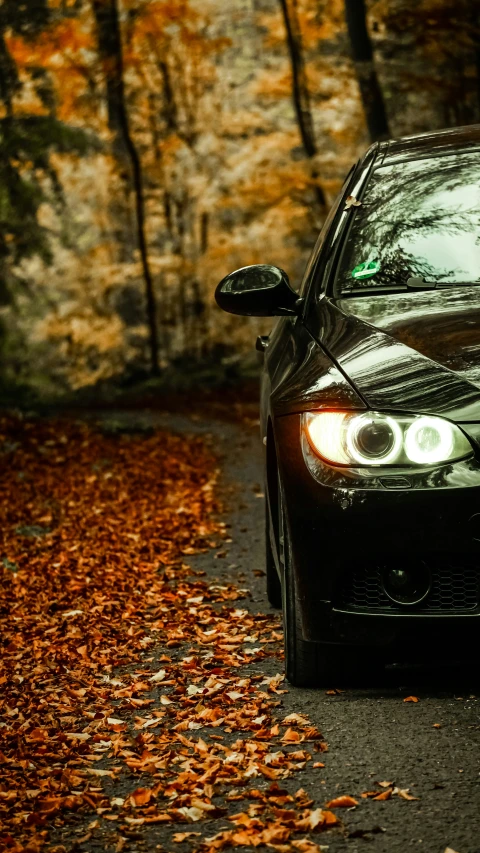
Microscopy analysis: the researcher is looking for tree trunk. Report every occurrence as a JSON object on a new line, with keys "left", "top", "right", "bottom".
{"left": 278, "top": 0, "right": 325, "bottom": 209}
{"left": 470, "top": 6, "right": 480, "bottom": 122}
{"left": 92, "top": 0, "right": 160, "bottom": 376}
{"left": 344, "top": 0, "right": 390, "bottom": 142}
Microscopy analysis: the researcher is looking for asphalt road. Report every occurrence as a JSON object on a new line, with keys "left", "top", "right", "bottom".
{"left": 56, "top": 410, "right": 480, "bottom": 852}
{"left": 167, "top": 412, "right": 480, "bottom": 853}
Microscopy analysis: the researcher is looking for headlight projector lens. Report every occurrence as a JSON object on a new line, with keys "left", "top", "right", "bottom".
{"left": 346, "top": 414, "right": 402, "bottom": 465}
{"left": 381, "top": 561, "right": 432, "bottom": 606}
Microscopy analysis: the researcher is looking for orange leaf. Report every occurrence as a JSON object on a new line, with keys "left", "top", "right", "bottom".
{"left": 173, "top": 833, "right": 201, "bottom": 842}
{"left": 322, "top": 809, "right": 340, "bottom": 826}
{"left": 372, "top": 789, "right": 393, "bottom": 801}
{"left": 130, "top": 788, "right": 153, "bottom": 807}
{"left": 325, "top": 795, "right": 358, "bottom": 808}
{"left": 404, "top": 696, "right": 419, "bottom": 703}
{"left": 261, "top": 825, "right": 291, "bottom": 843}
{"left": 281, "top": 728, "right": 302, "bottom": 743}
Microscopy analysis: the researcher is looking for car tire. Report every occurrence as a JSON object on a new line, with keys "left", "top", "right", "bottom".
{"left": 280, "top": 487, "right": 361, "bottom": 687}
{"left": 266, "top": 511, "right": 282, "bottom": 608}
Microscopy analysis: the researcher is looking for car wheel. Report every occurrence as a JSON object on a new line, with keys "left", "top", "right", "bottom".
{"left": 266, "top": 510, "right": 282, "bottom": 608}
{"left": 279, "top": 486, "right": 360, "bottom": 687}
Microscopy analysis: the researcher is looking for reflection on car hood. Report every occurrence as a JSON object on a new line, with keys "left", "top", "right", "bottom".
{"left": 313, "top": 288, "right": 480, "bottom": 421}
{"left": 340, "top": 288, "right": 480, "bottom": 385}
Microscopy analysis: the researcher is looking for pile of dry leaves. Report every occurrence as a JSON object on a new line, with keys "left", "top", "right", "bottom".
{"left": 0, "top": 414, "right": 344, "bottom": 853}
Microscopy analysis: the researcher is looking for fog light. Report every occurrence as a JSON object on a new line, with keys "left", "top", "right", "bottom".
{"left": 381, "top": 562, "right": 431, "bottom": 606}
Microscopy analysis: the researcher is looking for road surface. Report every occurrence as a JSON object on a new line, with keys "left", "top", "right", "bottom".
{"left": 53, "top": 410, "right": 480, "bottom": 853}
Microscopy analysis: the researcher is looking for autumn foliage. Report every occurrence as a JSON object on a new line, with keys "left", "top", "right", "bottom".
{"left": 2, "top": 0, "right": 479, "bottom": 397}
{"left": 0, "top": 415, "right": 343, "bottom": 852}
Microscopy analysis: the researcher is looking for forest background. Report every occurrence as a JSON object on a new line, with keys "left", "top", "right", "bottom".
{"left": 1, "top": 0, "right": 479, "bottom": 403}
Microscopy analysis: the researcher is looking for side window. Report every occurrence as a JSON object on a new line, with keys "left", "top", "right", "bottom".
{"left": 298, "top": 166, "right": 356, "bottom": 299}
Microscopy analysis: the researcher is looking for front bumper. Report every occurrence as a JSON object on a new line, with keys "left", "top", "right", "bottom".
{"left": 274, "top": 414, "right": 480, "bottom": 650}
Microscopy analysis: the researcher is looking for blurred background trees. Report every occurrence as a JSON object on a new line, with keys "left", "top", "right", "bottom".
{"left": 0, "top": 0, "right": 479, "bottom": 400}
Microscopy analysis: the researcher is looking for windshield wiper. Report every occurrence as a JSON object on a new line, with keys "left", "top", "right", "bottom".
{"left": 343, "top": 278, "right": 480, "bottom": 297}
{"left": 407, "top": 277, "right": 480, "bottom": 290}
{"left": 406, "top": 276, "right": 436, "bottom": 289}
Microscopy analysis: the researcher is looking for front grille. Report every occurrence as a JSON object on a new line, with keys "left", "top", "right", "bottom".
{"left": 338, "top": 560, "right": 479, "bottom": 613}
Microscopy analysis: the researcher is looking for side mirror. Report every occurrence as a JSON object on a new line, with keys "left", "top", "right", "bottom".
{"left": 215, "top": 264, "right": 299, "bottom": 317}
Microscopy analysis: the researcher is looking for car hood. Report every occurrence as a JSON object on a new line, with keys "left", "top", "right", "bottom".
{"left": 309, "top": 288, "right": 480, "bottom": 422}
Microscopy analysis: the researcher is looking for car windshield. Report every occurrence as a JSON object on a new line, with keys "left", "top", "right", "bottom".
{"left": 335, "top": 151, "right": 480, "bottom": 295}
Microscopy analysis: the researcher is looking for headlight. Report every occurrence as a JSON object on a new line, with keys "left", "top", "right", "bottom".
{"left": 303, "top": 411, "right": 472, "bottom": 467}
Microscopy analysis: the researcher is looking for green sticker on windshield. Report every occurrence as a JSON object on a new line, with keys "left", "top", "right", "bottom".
{"left": 351, "top": 259, "right": 381, "bottom": 280}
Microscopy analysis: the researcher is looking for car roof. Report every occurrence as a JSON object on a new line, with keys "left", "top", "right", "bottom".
{"left": 374, "top": 123, "right": 480, "bottom": 167}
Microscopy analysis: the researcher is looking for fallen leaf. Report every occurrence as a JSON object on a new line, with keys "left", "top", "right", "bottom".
{"left": 65, "top": 732, "right": 91, "bottom": 741}
{"left": 281, "top": 728, "right": 303, "bottom": 743}
{"left": 372, "top": 789, "right": 393, "bottom": 801}
{"left": 325, "top": 795, "right": 358, "bottom": 808}
{"left": 85, "top": 769, "right": 114, "bottom": 778}
{"left": 282, "top": 713, "right": 310, "bottom": 726}
{"left": 130, "top": 788, "right": 153, "bottom": 807}
{"left": 173, "top": 832, "right": 202, "bottom": 842}
{"left": 0, "top": 415, "right": 337, "bottom": 852}
{"left": 393, "top": 787, "right": 419, "bottom": 801}
{"left": 292, "top": 841, "right": 330, "bottom": 853}
{"left": 176, "top": 806, "right": 205, "bottom": 822}
{"left": 149, "top": 670, "right": 166, "bottom": 682}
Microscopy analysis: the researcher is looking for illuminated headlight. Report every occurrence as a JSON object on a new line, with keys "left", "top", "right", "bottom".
{"left": 303, "top": 411, "right": 472, "bottom": 467}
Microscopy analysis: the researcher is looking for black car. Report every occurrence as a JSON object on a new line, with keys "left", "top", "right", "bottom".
{"left": 215, "top": 125, "right": 480, "bottom": 686}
